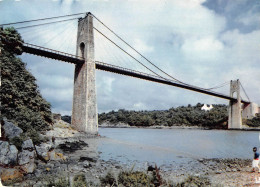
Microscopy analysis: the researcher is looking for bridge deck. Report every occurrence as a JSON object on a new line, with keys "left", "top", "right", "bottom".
{"left": 21, "top": 43, "right": 249, "bottom": 104}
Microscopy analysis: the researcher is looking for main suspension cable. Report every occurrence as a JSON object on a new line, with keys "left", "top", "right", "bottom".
{"left": 15, "top": 17, "right": 80, "bottom": 30}
{"left": 92, "top": 13, "right": 231, "bottom": 92}
{"left": 204, "top": 81, "right": 230, "bottom": 90}
{"left": 0, "top": 12, "right": 86, "bottom": 27}
{"left": 94, "top": 27, "right": 167, "bottom": 80}
{"left": 240, "top": 82, "right": 250, "bottom": 102}
{"left": 94, "top": 25, "right": 231, "bottom": 92}
{"left": 92, "top": 13, "right": 184, "bottom": 84}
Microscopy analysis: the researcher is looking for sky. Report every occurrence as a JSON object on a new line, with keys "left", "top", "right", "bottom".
{"left": 0, "top": 0, "right": 259, "bottom": 115}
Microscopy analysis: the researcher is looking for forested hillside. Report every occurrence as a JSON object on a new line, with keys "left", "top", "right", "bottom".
{"left": 99, "top": 103, "right": 229, "bottom": 129}
{"left": 0, "top": 27, "right": 53, "bottom": 144}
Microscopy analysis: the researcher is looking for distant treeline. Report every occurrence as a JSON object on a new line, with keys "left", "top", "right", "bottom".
{"left": 61, "top": 103, "right": 260, "bottom": 129}
{"left": 98, "top": 103, "right": 229, "bottom": 129}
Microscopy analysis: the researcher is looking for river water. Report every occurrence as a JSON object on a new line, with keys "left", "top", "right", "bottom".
{"left": 98, "top": 128, "right": 260, "bottom": 166}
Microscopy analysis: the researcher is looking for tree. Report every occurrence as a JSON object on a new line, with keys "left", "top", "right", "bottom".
{"left": 0, "top": 27, "right": 53, "bottom": 143}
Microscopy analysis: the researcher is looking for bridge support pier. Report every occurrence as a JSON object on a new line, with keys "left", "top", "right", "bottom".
{"left": 71, "top": 13, "right": 98, "bottom": 134}
{"left": 228, "top": 80, "right": 242, "bottom": 129}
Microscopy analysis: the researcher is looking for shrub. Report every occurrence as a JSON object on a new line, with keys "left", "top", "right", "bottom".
{"left": 246, "top": 117, "right": 260, "bottom": 127}
{"left": 44, "top": 176, "right": 70, "bottom": 187}
{"left": 118, "top": 171, "right": 150, "bottom": 186}
{"left": 73, "top": 174, "right": 87, "bottom": 187}
{"left": 100, "top": 171, "right": 117, "bottom": 186}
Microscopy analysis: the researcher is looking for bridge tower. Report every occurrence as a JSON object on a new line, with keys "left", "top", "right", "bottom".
{"left": 71, "top": 13, "right": 98, "bottom": 134}
{"left": 228, "top": 80, "right": 242, "bottom": 129}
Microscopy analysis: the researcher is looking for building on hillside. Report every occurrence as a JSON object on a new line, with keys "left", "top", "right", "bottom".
{"left": 201, "top": 104, "right": 213, "bottom": 111}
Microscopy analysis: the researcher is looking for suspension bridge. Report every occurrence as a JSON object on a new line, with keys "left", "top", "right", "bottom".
{"left": 1, "top": 12, "right": 258, "bottom": 133}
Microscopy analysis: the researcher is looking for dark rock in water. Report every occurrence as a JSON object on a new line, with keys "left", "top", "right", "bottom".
{"left": 57, "top": 140, "right": 88, "bottom": 153}
{"left": 215, "top": 170, "right": 222, "bottom": 174}
{"left": 61, "top": 115, "right": 71, "bottom": 124}
{"left": 147, "top": 165, "right": 156, "bottom": 171}
{"left": 83, "top": 161, "right": 92, "bottom": 168}
{"left": 2, "top": 118, "right": 23, "bottom": 139}
{"left": 79, "top": 156, "right": 97, "bottom": 163}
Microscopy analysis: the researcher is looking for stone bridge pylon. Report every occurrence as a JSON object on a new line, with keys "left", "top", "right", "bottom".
{"left": 228, "top": 79, "right": 259, "bottom": 129}
{"left": 228, "top": 80, "right": 242, "bottom": 129}
{"left": 71, "top": 13, "right": 98, "bottom": 134}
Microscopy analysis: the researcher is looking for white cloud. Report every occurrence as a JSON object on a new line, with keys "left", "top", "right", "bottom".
{"left": 41, "top": 88, "right": 73, "bottom": 102}
{"left": 181, "top": 36, "right": 224, "bottom": 61}
{"left": 97, "top": 76, "right": 115, "bottom": 94}
{"left": 133, "top": 39, "right": 154, "bottom": 53}
{"left": 221, "top": 29, "right": 260, "bottom": 66}
{"left": 133, "top": 102, "right": 146, "bottom": 110}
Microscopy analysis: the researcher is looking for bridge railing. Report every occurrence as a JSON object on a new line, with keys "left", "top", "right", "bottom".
{"left": 23, "top": 42, "right": 84, "bottom": 60}
{"left": 95, "top": 60, "right": 168, "bottom": 81}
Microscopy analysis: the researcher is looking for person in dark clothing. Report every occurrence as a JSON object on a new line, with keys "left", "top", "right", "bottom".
{"left": 252, "top": 147, "right": 260, "bottom": 172}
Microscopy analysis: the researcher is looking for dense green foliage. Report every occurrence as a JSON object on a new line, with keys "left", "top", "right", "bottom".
{"left": 0, "top": 27, "right": 53, "bottom": 143}
{"left": 246, "top": 115, "right": 260, "bottom": 127}
{"left": 99, "top": 103, "right": 228, "bottom": 129}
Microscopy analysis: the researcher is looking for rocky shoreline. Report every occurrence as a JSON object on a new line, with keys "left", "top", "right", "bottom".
{"left": 1, "top": 119, "right": 259, "bottom": 186}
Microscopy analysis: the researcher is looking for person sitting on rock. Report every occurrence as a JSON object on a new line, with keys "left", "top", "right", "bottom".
{"left": 252, "top": 147, "right": 260, "bottom": 172}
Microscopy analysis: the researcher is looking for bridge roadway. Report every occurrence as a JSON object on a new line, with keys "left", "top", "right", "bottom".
{"left": 22, "top": 43, "right": 250, "bottom": 104}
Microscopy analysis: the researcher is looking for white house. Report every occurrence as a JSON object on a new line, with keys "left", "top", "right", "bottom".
{"left": 201, "top": 104, "right": 213, "bottom": 111}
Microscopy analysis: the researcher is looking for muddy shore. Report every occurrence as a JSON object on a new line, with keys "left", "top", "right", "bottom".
{"left": 12, "top": 121, "right": 260, "bottom": 186}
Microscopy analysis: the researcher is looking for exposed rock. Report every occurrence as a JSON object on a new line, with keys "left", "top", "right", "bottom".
{"left": 18, "top": 150, "right": 36, "bottom": 173}
{"left": 35, "top": 142, "right": 53, "bottom": 161}
{"left": 83, "top": 161, "right": 92, "bottom": 168}
{"left": 18, "top": 150, "right": 34, "bottom": 165}
{"left": 20, "top": 162, "right": 36, "bottom": 174}
{"left": 48, "top": 151, "right": 66, "bottom": 161}
{"left": 21, "top": 139, "right": 34, "bottom": 151}
{"left": 215, "top": 170, "right": 222, "bottom": 174}
{"left": 45, "top": 120, "right": 79, "bottom": 137}
{"left": 0, "top": 167, "right": 23, "bottom": 186}
{"left": 2, "top": 118, "right": 23, "bottom": 139}
{"left": 0, "top": 140, "right": 18, "bottom": 166}
{"left": 17, "top": 139, "right": 36, "bottom": 173}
